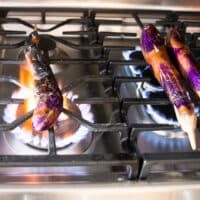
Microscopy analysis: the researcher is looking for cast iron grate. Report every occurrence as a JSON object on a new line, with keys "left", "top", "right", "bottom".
{"left": 0, "top": 8, "right": 199, "bottom": 180}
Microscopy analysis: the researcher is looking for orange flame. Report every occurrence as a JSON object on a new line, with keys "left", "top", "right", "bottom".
{"left": 16, "top": 59, "right": 80, "bottom": 139}
{"left": 17, "top": 61, "right": 36, "bottom": 133}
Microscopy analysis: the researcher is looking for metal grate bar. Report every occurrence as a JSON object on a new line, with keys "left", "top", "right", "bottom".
{"left": 0, "top": 18, "right": 84, "bottom": 32}
{"left": 99, "top": 32, "right": 137, "bottom": 37}
{"left": 132, "top": 13, "right": 144, "bottom": 29}
{"left": 0, "top": 98, "right": 24, "bottom": 105}
{"left": 0, "top": 7, "right": 199, "bottom": 181}
{"left": 48, "top": 127, "right": 57, "bottom": 156}
{"left": 0, "top": 59, "right": 22, "bottom": 65}
{"left": 0, "top": 110, "right": 33, "bottom": 132}
{"left": 121, "top": 97, "right": 170, "bottom": 106}
{"left": 109, "top": 60, "right": 145, "bottom": 66}
{"left": 62, "top": 108, "right": 128, "bottom": 132}
{"left": 156, "top": 20, "right": 200, "bottom": 27}
{"left": 0, "top": 153, "right": 138, "bottom": 175}
{"left": 74, "top": 97, "right": 119, "bottom": 104}
{"left": 0, "top": 58, "right": 146, "bottom": 66}
{"left": 62, "top": 75, "right": 150, "bottom": 92}
{"left": 73, "top": 97, "right": 171, "bottom": 106}
{"left": 0, "top": 41, "right": 135, "bottom": 51}
{"left": 0, "top": 30, "right": 26, "bottom": 35}
{"left": 130, "top": 123, "right": 179, "bottom": 132}
{"left": 104, "top": 46, "right": 135, "bottom": 51}
{"left": 0, "top": 40, "right": 25, "bottom": 49}
{"left": 63, "top": 30, "right": 92, "bottom": 35}
{"left": 0, "top": 106, "right": 128, "bottom": 133}
{"left": 0, "top": 58, "right": 105, "bottom": 65}
{"left": 0, "top": 75, "right": 26, "bottom": 88}
{"left": 113, "top": 76, "right": 150, "bottom": 90}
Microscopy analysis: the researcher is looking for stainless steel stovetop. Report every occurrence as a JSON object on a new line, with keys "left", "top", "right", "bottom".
{"left": 0, "top": 2, "right": 200, "bottom": 199}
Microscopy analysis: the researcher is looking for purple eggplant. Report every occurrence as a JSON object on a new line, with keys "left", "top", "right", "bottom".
{"left": 167, "top": 28, "right": 200, "bottom": 98}
{"left": 140, "top": 24, "right": 198, "bottom": 150}
{"left": 25, "top": 31, "right": 63, "bottom": 132}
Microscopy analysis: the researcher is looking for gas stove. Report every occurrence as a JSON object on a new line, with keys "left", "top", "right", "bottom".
{"left": 0, "top": 2, "right": 200, "bottom": 197}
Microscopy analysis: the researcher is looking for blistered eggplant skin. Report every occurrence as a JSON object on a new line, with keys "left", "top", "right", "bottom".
{"left": 141, "top": 24, "right": 193, "bottom": 113}
{"left": 168, "top": 29, "right": 200, "bottom": 97}
{"left": 159, "top": 63, "right": 192, "bottom": 110}
{"left": 141, "top": 24, "right": 164, "bottom": 53}
{"left": 31, "top": 76, "right": 63, "bottom": 132}
{"left": 141, "top": 24, "right": 198, "bottom": 150}
{"left": 25, "top": 31, "right": 63, "bottom": 132}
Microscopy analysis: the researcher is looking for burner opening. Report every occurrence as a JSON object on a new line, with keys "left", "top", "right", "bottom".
{"left": 3, "top": 55, "right": 94, "bottom": 152}
{"left": 15, "top": 95, "right": 82, "bottom": 150}
{"left": 3, "top": 89, "right": 94, "bottom": 151}
{"left": 124, "top": 49, "right": 190, "bottom": 143}
{"left": 38, "top": 36, "right": 56, "bottom": 52}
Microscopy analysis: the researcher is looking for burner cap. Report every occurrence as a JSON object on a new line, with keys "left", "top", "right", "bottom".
{"left": 38, "top": 36, "right": 56, "bottom": 52}
{"left": 18, "top": 36, "right": 56, "bottom": 59}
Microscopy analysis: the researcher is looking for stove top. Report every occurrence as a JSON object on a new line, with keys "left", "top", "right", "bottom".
{"left": 0, "top": 7, "right": 200, "bottom": 182}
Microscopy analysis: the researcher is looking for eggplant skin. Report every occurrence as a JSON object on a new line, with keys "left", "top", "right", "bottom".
{"left": 141, "top": 24, "right": 198, "bottom": 150}
{"left": 187, "top": 65, "right": 200, "bottom": 92}
{"left": 31, "top": 74, "right": 63, "bottom": 132}
{"left": 140, "top": 24, "right": 193, "bottom": 113}
{"left": 141, "top": 24, "right": 164, "bottom": 52}
{"left": 159, "top": 63, "right": 192, "bottom": 110}
{"left": 32, "top": 90, "right": 63, "bottom": 132}
{"left": 168, "top": 29, "right": 200, "bottom": 96}
{"left": 24, "top": 32, "right": 63, "bottom": 132}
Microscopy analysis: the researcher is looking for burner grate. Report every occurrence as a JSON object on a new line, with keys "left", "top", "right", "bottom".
{"left": 0, "top": 8, "right": 200, "bottom": 181}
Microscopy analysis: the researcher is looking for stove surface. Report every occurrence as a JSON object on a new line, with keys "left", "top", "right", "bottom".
{"left": 0, "top": 7, "right": 199, "bottom": 184}
{"left": 0, "top": 0, "right": 200, "bottom": 11}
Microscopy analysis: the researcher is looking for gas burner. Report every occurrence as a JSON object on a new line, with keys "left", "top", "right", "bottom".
{"left": 38, "top": 35, "right": 58, "bottom": 58}
{"left": 0, "top": 7, "right": 199, "bottom": 182}
{"left": 123, "top": 49, "right": 177, "bottom": 125}
{"left": 122, "top": 49, "right": 192, "bottom": 149}
{"left": 138, "top": 66, "right": 200, "bottom": 125}
{"left": 3, "top": 89, "right": 94, "bottom": 153}
{"left": 132, "top": 67, "right": 195, "bottom": 153}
